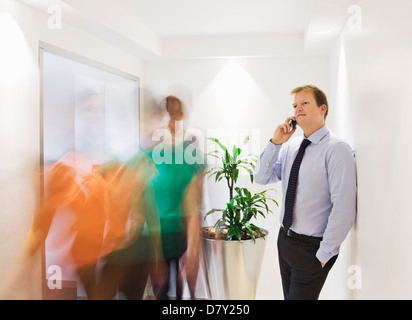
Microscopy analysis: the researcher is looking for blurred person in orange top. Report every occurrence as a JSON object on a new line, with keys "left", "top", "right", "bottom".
{"left": 93, "top": 153, "right": 168, "bottom": 300}
{"left": 3, "top": 88, "right": 167, "bottom": 300}
{"left": 16, "top": 149, "right": 165, "bottom": 299}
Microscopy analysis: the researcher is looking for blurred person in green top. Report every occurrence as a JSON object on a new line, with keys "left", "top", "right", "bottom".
{"left": 146, "top": 95, "right": 205, "bottom": 300}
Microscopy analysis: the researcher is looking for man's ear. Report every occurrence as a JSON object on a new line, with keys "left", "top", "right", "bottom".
{"left": 320, "top": 104, "right": 327, "bottom": 116}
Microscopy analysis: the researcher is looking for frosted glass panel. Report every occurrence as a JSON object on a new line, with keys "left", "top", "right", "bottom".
{"left": 42, "top": 49, "right": 139, "bottom": 166}
{"left": 41, "top": 48, "right": 139, "bottom": 298}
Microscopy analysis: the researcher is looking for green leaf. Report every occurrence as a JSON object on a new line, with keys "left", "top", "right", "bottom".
{"left": 246, "top": 229, "right": 256, "bottom": 243}
{"left": 235, "top": 208, "right": 241, "bottom": 224}
{"left": 232, "top": 146, "right": 240, "bottom": 162}
{"left": 238, "top": 165, "right": 255, "bottom": 183}
{"left": 240, "top": 221, "right": 255, "bottom": 242}
{"left": 245, "top": 188, "right": 252, "bottom": 200}
{"left": 224, "top": 149, "right": 231, "bottom": 165}
{"left": 237, "top": 159, "right": 256, "bottom": 169}
{"left": 207, "top": 149, "right": 221, "bottom": 155}
{"left": 207, "top": 170, "right": 221, "bottom": 179}
{"left": 215, "top": 171, "right": 224, "bottom": 182}
{"left": 233, "top": 224, "right": 242, "bottom": 241}
{"left": 205, "top": 208, "right": 224, "bottom": 218}
{"left": 232, "top": 146, "right": 242, "bottom": 160}
{"left": 226, "top": 201, "right": 235, "bottom": 221}
{"left": 215, "top": 219, "right": 228, "bottom": 238}
{"left": 207, "top": 137, "right": 227, "bottom": 153}
{"left": 226, "top": 228, "right": 235, "bottom": 241}
{"left": 205, "top": 167, "right": 218, "bottom": 175}
{"left": 250, "top": 223, "right": 265, "bottom": 239}
{"left": 233, "top": 167, "right": 239, "bottom": 183}
{"left": 257, "top": 210, "right": 266, "bottom": 218}
{"left": 207, "top": 153, "right": 221, "bottom": 160}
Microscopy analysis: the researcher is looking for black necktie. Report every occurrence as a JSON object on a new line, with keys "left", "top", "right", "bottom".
{"left": 283, "top": 139, "right": 311, "bottom": 232}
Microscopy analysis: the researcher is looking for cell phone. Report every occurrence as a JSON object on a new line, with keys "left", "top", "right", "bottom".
{"left": 290, "top": 119, "right": 297, "bottom": 130}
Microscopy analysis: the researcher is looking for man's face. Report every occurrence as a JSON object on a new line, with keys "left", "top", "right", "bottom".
{"left": 293, "top": 90, "right": 326, "bottom": 130}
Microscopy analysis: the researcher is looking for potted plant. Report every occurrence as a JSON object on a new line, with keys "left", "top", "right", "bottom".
{"left": 201, "top": 136, "right": 278, "bottom": 300}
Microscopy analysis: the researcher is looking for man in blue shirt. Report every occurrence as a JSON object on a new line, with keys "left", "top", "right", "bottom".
{"left": 255, "top": 85, "right": 357, "bottom": 300}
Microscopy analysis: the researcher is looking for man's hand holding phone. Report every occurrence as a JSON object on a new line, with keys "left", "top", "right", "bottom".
{"left": 271, "top": 116, "right": 297, "bottom": 145}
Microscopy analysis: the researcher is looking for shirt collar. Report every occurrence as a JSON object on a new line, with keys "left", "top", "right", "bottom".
{"left": 304, "top": 125, "right": 329, "bottom": 145}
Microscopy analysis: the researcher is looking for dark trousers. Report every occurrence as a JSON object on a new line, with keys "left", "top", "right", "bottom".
{"left": 277, "top": 228, "right": 337, "bottom": 300}
{"left": 96, "top": 262, "right": 150, "bottom": 300}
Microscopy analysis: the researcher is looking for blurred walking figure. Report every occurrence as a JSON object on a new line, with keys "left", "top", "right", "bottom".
{"left": 95, "top": 153, "right": 167, "bottom": 300}
{"left": 146, "top": 95, "right": 204, "bottom": 300}
{"left": 17, "top": 150, "right": 164, "bottom": 299}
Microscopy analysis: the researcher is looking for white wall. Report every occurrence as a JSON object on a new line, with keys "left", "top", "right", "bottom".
{"left": 329, "top": 0, "right": 412, "bottom": 299}
{"left": 144, "top": 57, "right": 329, "bottom": 299}
{"left": 0, "top": 0, "right": 144, "bottom": 299}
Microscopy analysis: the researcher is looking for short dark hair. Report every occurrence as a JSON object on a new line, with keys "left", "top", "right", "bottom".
{"left": 291, "top": 85, "right": 329, "bottom": 119}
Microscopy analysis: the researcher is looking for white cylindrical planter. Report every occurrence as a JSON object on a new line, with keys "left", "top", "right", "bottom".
{"left": 202, "top": 230, "right": 268, "bottom": 300}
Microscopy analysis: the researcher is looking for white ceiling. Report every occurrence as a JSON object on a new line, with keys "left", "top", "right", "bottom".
{"left": 17, "top": 0, "right": 354, "bottom": 59}
{"left": 111, "top": 0, "right": 311, "bottom": 37}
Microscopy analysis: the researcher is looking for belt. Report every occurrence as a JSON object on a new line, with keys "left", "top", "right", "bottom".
{"left": 281, "top": 227, "right": 323, "bottom": 245}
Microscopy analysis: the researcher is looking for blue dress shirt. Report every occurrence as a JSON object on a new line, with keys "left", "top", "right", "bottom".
{"left": 255, "top": 125, "right": 357, "bottom": 263}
